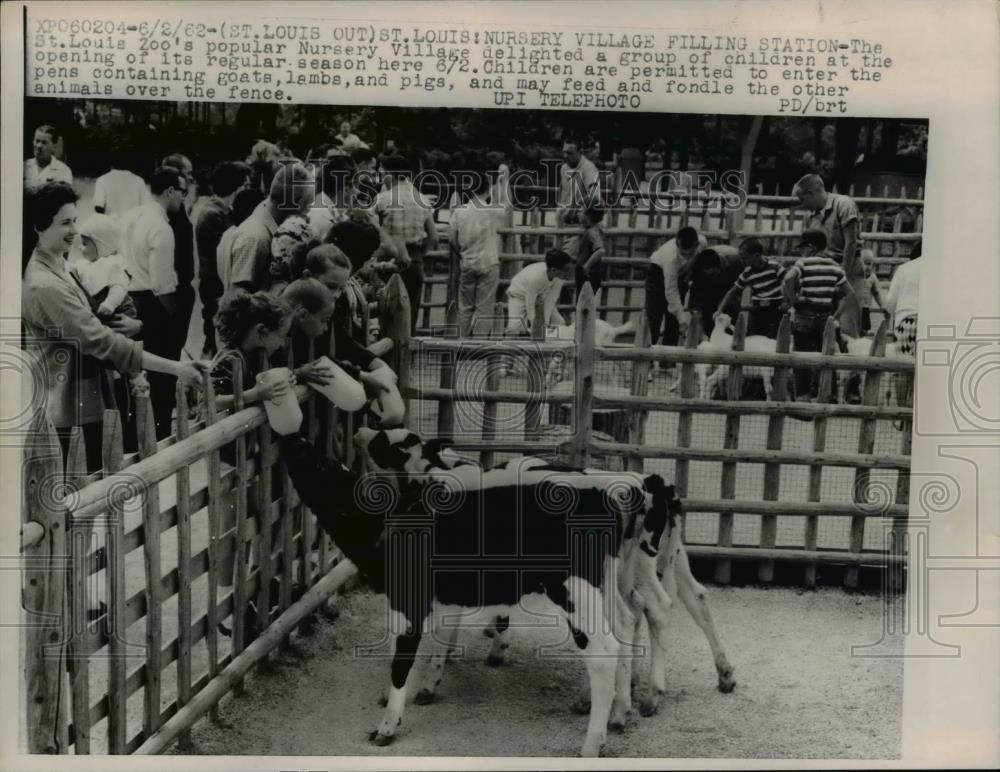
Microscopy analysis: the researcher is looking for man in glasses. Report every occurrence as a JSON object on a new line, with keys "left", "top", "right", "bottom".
{"left": 120, "top": 166, "right": 191, "bottom": 439}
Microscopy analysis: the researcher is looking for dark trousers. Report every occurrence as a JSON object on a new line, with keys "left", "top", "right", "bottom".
{"left": 402, "top": 243, "right": 426, "bottom": 334}
{"left": 790, "top": 309, "right": 829, "bottom": 399}
{"left": 57, "top": 422, "right": 104, "bottom": 475}
{"left": 199, "top": 273, "right": 223, "bottom": 355}
{"left": 132, "top": 290, "right": 180, "bottom": 440}
{"left": 747, "top": 305, "right": 783, "bottom": 339}
{"left": 575, "top": 268, "right": 604, "bottom": 297}
{"left": 173, "top": 282, "right": 195, "bottom": 357}
{"left": 644, "top": 273, "right": 681, "bottom": 347}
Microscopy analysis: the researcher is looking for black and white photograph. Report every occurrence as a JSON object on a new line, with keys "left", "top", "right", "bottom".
{"left": 3, "top": 1, "right": 998, "bottom": 769}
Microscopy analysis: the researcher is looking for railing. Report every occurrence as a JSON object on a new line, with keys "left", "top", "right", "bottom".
{"left": 20, "top": 293, "right": 411, "bottom": 755}
{"left": 410, "top": 193, "right": 921, "bottom": 333}
{"left": 401, "top": 285, "right": 915, "bottom": 589}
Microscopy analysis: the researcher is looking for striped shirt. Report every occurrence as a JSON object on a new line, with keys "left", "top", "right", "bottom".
{"left": 787, "top": 256, "right": 847, "bottom": 309}
{"left": 734, "top": 260, "right": 786, "bottom": 303}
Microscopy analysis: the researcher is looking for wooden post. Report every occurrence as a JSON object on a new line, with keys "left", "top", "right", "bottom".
{"left": 255, "top": 361, "right": 275, "bottom": 663}
{"left": 64, "top": 428, "right": 90, "bottom": 754}
{"left": 625, "top": 314, "right": 651, "bottom": 474}
{"left": 673, "top": 312, "right": 702, "bottom": 542}
{"left": 758, "top": 314, "right": 792, "bottom": 583}
{"left": 135, "top": 396, "right": 164, "bottom": 736}
{"left": 200, "top": 374, "right": 223, "bottom": 722}
{"left": 715, "top": 312, "right": 747, "bottom": 584}
{"left": 230, "top": 366, "right": 249, "bottom": 695}
{"left": 436, "top": 302, "right": 458, "bottom": 438}
{"left": 480, "top": 303, "right": 504, "bottom": 469}
{"left": 23, "top": 414, "right": 68, "bottom": 754}
{"left": 571, "top": 284, "right": 596, "bottom": 468}
{"left": 890, "top": 363, "right": 914, "bottom": 594}
{"left": 524, "top": 295, "right": 547, "bottom": 443}
{"left": 803, "top": 319, "right": 839, "bottom": 588}
{"left": 381, "top": 274, "right": 411, "bottom": 421}
{"left": 173, "top": 385, "right": 194, "bottom": 750}
{"left": 845, "top": 318, "right": 889, "bottom": 588}
{"left": 100, "top": 411, "right": 128, "bottom": 752}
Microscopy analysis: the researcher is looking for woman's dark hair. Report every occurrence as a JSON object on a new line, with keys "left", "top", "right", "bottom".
{"left": 910, "top": 237, "right": 922, "bottom": 260}
{"left": 27, "top": 181, "right": 78, "bottom": 232}
{"left": 214, "top": 290, "right": 288, "bottom": 348}
{"left": 326, "top": 218, "right": 380, "bottom": 273}
{"left": 211, "top": 161, "right": 250, "bottom": 198}
{"left": 231, "top": 188, "right": 266, "bottom": 226}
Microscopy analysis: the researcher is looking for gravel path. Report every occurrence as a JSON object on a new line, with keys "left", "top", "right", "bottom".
{"left": 170, "top": 584, "right": 903, "bottom": 759}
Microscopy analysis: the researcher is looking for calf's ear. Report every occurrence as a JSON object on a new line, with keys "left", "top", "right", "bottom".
{"left": 368, "top": 430, "right": 410, "bottom": 470}
{"left": 423, "top": 437, "right": 454, "bottom": 464}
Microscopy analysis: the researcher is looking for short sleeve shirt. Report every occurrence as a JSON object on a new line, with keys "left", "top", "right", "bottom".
{"left": 803, "top": 192, "right": 859, "bottom": 260}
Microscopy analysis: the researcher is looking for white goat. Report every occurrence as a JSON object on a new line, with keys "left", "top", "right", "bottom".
{"left": 838, "top": 334, "right": 905, "bottom": 405}
{"left": 545, "top": 319, "right": 635, "bottom": 388}
{"left": 696, "top": 313, "right": 778, "bottom": 401}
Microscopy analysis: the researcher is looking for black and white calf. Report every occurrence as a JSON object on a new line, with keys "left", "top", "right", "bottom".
{"left": 354, "top": 429, "right": 735, "bottom": 719}
{"left": 280, "top": 431, "right": 675, "bottom": 757}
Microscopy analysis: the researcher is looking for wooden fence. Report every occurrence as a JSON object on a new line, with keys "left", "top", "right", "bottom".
{"left": 21, "top": 276, "right": 913, "bottom": 755}
{"left": 17, "top": 295, "right": 413, "bottom": 754}
{"left": 402, "top": 284, "right": 915, "bottom": 588}
{"left": 409, "top": 191, "right": 922, "bottom": 334}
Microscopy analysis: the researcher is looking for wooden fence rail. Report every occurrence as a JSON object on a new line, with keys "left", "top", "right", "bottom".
{"left": 400, "top": 282, "right": 915, "bottom": 588}
{"left": 23, "top": 271, "right": 913, "bottom": 753}
{"left": 410, "top": 200, "right": 921, "bottom": 332}
{"left": 21, "top": 314, "right": 369, "bottom": 754}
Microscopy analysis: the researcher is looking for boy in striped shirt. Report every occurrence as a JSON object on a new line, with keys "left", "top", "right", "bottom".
{"left": 783, "top": 229, "right": 858, "bottom": 400}
{"left": 717, "top": 238, "right": 787, "bottom": 338}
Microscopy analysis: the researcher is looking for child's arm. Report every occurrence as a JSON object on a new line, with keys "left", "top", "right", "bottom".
{"left": 98, "top": 284, "right": 129, "bottom": 317}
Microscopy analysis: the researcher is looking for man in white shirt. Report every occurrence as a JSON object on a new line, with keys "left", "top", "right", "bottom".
{"left": 24, "top": 125, "right": 73, "bottom": 190}
{"left": 645, "top": 226, "right": 708, "bottom": 347}
{"left": 884, "top": 242, "right": 921, "bottom": 356}
{"left": 506, "top": 248, "right": 573, "bottom": 336}
{"left": 556, "top": 140, "right": 601, "bottom": 227}
{"left": 120, "top": 166, "right": 190, "bottom": 439}
{"left": 93, "top": 150, "right": 150, "bottom": 218}
{"left": 336, "top": 120, "right": 367, "bottom": 152}
{"left": 450, "top": 164, "right": 512, "bottom": 336}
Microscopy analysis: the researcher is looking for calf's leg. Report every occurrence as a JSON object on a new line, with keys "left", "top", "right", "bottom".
{"left": 370, "top": 628, "right": 421, "bottom": 745}
{"left": 674, "top": 546, "right": 736, "bottom": 693}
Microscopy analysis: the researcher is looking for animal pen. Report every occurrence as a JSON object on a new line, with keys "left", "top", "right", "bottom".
{"left": 21, "top": 190, "right": 917, "bottom": 756}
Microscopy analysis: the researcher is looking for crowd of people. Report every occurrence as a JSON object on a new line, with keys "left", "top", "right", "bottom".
{"left": 22, "top": 121, "right": 922, "bottom": 470}
{"left": 20, "top": 118, "right": 921, "bottom": 633}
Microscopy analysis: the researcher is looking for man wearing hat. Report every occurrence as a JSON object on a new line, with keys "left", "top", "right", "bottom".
{"left": 783, "top": 228, "right": 858, "bottom": 400}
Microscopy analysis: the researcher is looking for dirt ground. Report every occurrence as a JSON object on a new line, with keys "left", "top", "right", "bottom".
{"left": 169, "top": 584, "right": 903, "bottom": 760}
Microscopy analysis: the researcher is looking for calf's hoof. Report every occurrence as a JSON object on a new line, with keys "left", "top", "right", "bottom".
{"left": 580, "top": 740, "right": 603, "bottom": 758}
{"left": 368, "top": 730, "right": 395, "bottom": 746}
{"left": 414, "top": 689, "right": 437, "bottom": 705}
{"left": 377, "top": 695, "right": 388, "bottom": 707}
{"left": 639, "top": 692, "right": 664, "bottom": 717}
{"left": 717, "top": 668, "right": 737, "bottom": 693}
{"left": 571, "top": 696, "right": 591, "bottom": 715}
{"left": 485, "top": 652, "right": 506, "bottom": 668}
{"left": 608, "top": 714, "right": 629, "bottom": 733}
